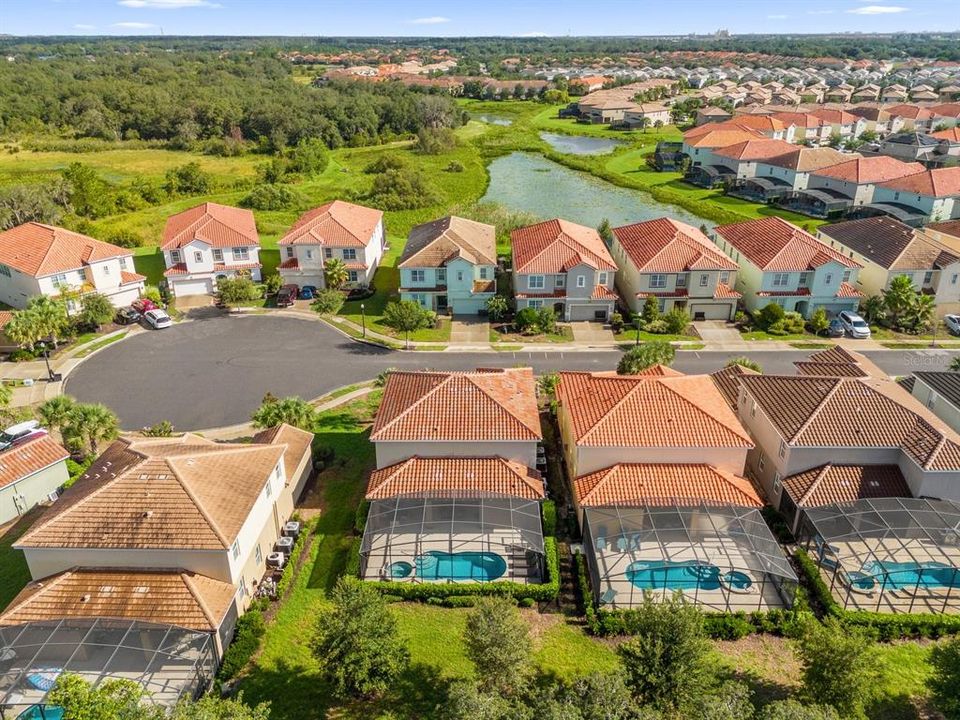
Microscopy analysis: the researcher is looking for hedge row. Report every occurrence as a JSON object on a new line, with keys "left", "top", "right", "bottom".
{"left": 369, "top": 537, "right": 560, "bottom": 602}
{"left": 795, "top": 549, "right": 960, "bottom": 640}
{"left": 217, "top": 608, "right": 265, "bottom": 680}
{"left": 275, "top": 517, "right": 313, "bottom": 599}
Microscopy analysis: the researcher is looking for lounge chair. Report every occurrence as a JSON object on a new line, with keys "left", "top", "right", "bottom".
{"left": 595, "top": 536, "right": 607, "bottom": 552}
{"left": 599, "top": 588, "right": 618, "bottom": 606}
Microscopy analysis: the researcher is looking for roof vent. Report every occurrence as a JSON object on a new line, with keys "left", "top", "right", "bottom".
{"left": 99, "top": 585, "right": 115, "bottom": 594}
{"left": 139, "top": 474, "right": 148, "bottom": 480}
{"left": 80, "top": 594, "right": 90, "bottom": 603}
{"left": 869, "top": 480, "right": 880, "bottom": 487}
{"left": 157, "top": 474, "right": 167, "bottom": 480}
{"left": 134, "top": 586, "right": 149, "bottom": 594}
{"left": 142, "top": 510, "right": 153, "bottom": 519}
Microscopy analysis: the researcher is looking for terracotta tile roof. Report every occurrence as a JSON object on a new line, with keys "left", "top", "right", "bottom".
{"left": 366, "top": 456, "right": 544, "bottom": 500}
{"left": 761, "top": 146, "right": 855, "bottom": 172}
{"left": 512, "top": 219, "right": 616, "bottom": 274}
{"left": 557, "top": 372, "right": 753, "bottom": 448}
{"left": 163, "top": 261, "right": 262, "bottom": 277}
{"left": 592, "top": 285, "right": 618, "bottom": 300}
{"left": 0, "top": 436, "right": 69, "bottom": 492}
{"left": 683, "top": 127, "right": 765, "bottom": 149}
{"left": 886, "top": 104, "right": 934, "bottom": 120}
{"left": 766, "top": 111, "right": 828, "bottom": 129}
{"left": 371, "top": 368, "right": 542, "bottom": 442}
{"left": 928, "top": 220, "right": 960, "bottom": 240}
{"left": 813, "top": 156, "right": 925, "bottom": 184}
{"left": 715, "top": 217, "right": 860, "bottom": 271}
{"left": 120, "top": 270, "right": 146, "bottom": 285}
{"left": 810, "top": 108, "right": 861, "bottom": 124}
{"left": 836, "top": 282, "right": 863, "bottom": 298}
{"left": 636, "top": 289, "right": 689, "bottom": 298}
{"left": 714, "top": 283, "right": 741, "bottom": 299}
{"left": 757, "top": 288, "right": 811, "bottom": 297}
{"left": 709, "top": 364, "right": 759, "bottom": 409}
{"left": 278, "top": 200, "right": 382, "bottom": 248}
{"left": 0, "top": 311, "right": 12, "bottom": 330}
{"left": 161, "top": 203, "right": 259, "bottom": 251}
{"left": 0, "top": 223, "right": 132, "bottom": 278}
{"left": 17, "top": 427, "right": 310, "bottom": 551}
{"left": 794, "top": 361, "right": 868, "bottom": 378}
{"left": 782, "top": 464, "right": 911, "bottom": 508}
{"left": 400, "top": 216, "right": 496, "bottom": 268}
{"left": 878, "top": 167, "right": 960, "bottom": 198}
{"left": 932, "top": 127, "right": 960, "bottom": 142}
{"left": 0, "top": 568, "right": 236, "bottom": 632}
{"left": 931, "top": 103, "right": 960, "bottom": 118}
{"left": 612, "top": 217, "right": 737, "bottom": 273}
{"left": 573, "top": 463, "right": 761, "bottom": 508}
{"left": 713, "top": 138, "right": 796, "bottom": 161}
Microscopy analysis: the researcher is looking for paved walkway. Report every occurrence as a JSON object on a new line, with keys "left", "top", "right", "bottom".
{"left": 449, "top": 317, "right": 490, "bottom": 346}
{"left": 695, "top": 321, "right": 755, "bottom": 351}
{"left": 570, "top": 322, "right": 615, "bottom": 345}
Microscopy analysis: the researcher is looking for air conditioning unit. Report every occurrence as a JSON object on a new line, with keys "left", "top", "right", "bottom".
{"left": 274, "top": 536, "right": 294, "bottom": 555}
{"left": 282, "top": 521, "right": 301, "bottom": 539}
{"left": 47, "top": 490, "right": 60, "bottom": 503}
{"left": 266, "top": 552, "right": 286, "bottom": 570}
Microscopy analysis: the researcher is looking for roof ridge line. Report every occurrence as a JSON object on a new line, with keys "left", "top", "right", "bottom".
{"left": 517, "top": 233, "right": 568, "bottom": 273}
{"left": 797, "top": 463, "right": 833, "bottom": 507}
{"left": 373, "top": 374, "right": 453, "bottom": 437}
{"left": 923, "top": 432, "right": 949, "bottom": 470}
{"left": 657, "top": 379, "right": 753, "bottom": 445}
{"left": 466, "top": 374, "right": 541, "bottom": 439}
{"left": 790, "top": 378, "right": 843, "bottom": 443}
{"left": 581, "top": 464, "right": 620, "bottom": 503}
{"left": 164, "top": 457, "right": 231, "bottom": 549}
{"left": 180, "top": 571, "right": 218, "bottom": 630}
{"left": 578, "top": 379, "right": 644, "bottom": 442}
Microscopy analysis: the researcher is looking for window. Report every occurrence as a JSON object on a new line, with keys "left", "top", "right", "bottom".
{"left": 842, "top": 270, "right": 851, "bottom": 283}
{"left": 598, "top": 272, "right": 608, "bottom": 285}
{"left": 699, "top": 274, "right": 708, "bottom": 287}
{"left": 479, "top": 267, "right": 488, "bottom": 280}
{"left": 824, "top": 272, "right": 833, "bottom": 285}
{"left": 52, "top": 273, "right": 68, "bottom": 285}
{"left": 457, "top": 271, "right": 464, "bottom": 282}
{"left": 324, "top": 248, "right": 332, "bottom": 259}
{"left": 555, "top": 275, "right": 566, "bottom": 288}
{"left": 103, "top": 265, "right": 110, "bottom": 275}
{"left": 576, "top": 275, "right": 586, "bottom": 288}
{"left": 778, "top": 439, "right": 786, "bottom": 458}
{"left": 0, "top": 265, "right": 10, "bottom": 278}
{"left": 232, "top": 540, "right": 241, "bottom": 561}
{"left": 923, "top": 271, "right": 933, "bottom": 285}
{"left": 348, "top": 271, "right": 358, "bottom": 283}
{"left": 773, "top": 472, "right": 782, "bottom": 493}
{"left": 528, "top": 299, "right": 543, "bottom": 309}
{"left": 193, "top": 251, "right": 203, "bottom": 264}
{"left": 528, "top": 275, "right": 545, "bottom": 289}
{"left": 772, "top": 273, "right": 789, "bottom": 287}
{"left": 213, "top": 248, "right": 224, "bottom": 262}
{"left": 650, "top": 274, "right": 667, "bottom": 289}
{"left": 437, "top": 269, "right": 446, "bottom": 283}
{"left": 411, "top": 269, "right": 426, "bottom": 283}
{"left": 343, "top": 249, "right": 357, "bottom": 260}
{"left": 170, "top": 250, "right": 181, "bottom": 264}
{"left": 233, "top": 247, "right": 249, "bottom": 261}
{"left": 953, "top": 274, "right": 958, "bottom": 285}
{"left": 255, "top": 545, "right": 262, "bottom": 566}
{"left": 798, "top": 272, "right": 809, "bottom": 286}
{"left": 719, "top": 271, "right": 730, "bottom": 285}
{"left": 676, "top": 274, "right": 687, "bottom": 288}
{"left": 306, "top": 249, "right": 314, "bottom": 260}
{"left": 285, "top": 247, "right": 294, "bottom": 259}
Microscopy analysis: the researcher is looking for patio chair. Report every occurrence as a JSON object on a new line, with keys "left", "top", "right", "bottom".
{"left": 617, "top": 537, "right": 629, "bottom": 552}
{"left": 599, "top": 588, "right": 618, "bottom": 606}
{"left": 595, "top": 536, "right": 607, "bottom": 552}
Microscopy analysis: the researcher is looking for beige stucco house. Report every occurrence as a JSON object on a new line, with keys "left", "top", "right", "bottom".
{"left": 0, "top": 436, "right": 69, "bottom": 527}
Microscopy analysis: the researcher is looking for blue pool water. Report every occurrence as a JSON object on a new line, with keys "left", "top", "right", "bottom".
{"left": 861, "top": 560, "right": 960, "bottom": 589}
{"left": 389, "top": 561, "right": 414, "bottom": 579}
{"left": 626, "top": 560, "right": 722, "bottom": 590}
{"left": 724, "top": 570, "right": 753, "bottom": 591}
{"left": 415, "top": 551, "right": 507, "bottom": 581}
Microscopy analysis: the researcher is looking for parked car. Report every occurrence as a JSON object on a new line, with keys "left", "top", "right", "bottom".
{"left": 827, "top": 318, "right": 845, "bottom": 338}
{"left": 115, "top": 306, "right": 142, "bottom": 325}
{"left": 143, "top": 309, "right": 173, "bottom": 329}
{"left": 945, "top": 314, "right": 960, "bottom": 336}
{"left": 838, "top": 310, "right": 871, "bottom": 339}
{"left": 131, "top": 298, "right": 158, "bottom": 314}
{"left": 0, "top": 420, "right": 48, "bottom": 451}
{"left": 299, "top": 285, "right": 317, "bottom": 300}
{"left": 277, "top": 284, "right": 299, "bottom": 307}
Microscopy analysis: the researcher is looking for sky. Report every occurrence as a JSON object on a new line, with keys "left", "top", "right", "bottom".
{"left": 1, "top": 0, "right": 956, "bottom": 37}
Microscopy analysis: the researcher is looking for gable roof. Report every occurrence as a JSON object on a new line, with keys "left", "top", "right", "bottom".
{"left": 371, "top": 369, "right": 542, "bottom": 442}
{"left": 932, "top": 127, "right": 960, "bottom": 142}
{"left": 0, "top": 436, "right": 69, "bottom": 492}
{"left": 512, "top": 219, "right": 616, "bottom": 274}
{"left": 713, "top": 138, "right": 796, "bottom": 161}
{"left": 573, "top": 463, "right": 761, "bottom": 508}
{"left": 761, "top": 146, "right": 854, "bottom": 172}
{"left": 794, "top": 361, "right": 868, "bottom": 378}
{"left": 366, "top": 456, "right": 544, "bottom": 500}
{"left": 612, "top": 217, "right": 737, "bottom": 273}
{"left": 683, "top": 127, "right": 765, "bottom": 149}
{"left": 886, "top": 104, "right": 934, "bottom": 120}
{"left": 557, "top": 372, "right": 753, "bottom": 448}
{"left": 877, "top": 167, "right": 960, "bottom": 198}
{"left": 161, "top": 203, "right": 259, "bottom": 251}
{"left": 813, "top": 156, "right": 925, "bottom": 184}
{"left": 709, "top": 364, "right": 759, "bottom": 409}
{"left": 782, "top": 464, "right": 911, "bottom": 509}
{"left": 399, "top": 216, "right": 496, "bottom": 268}
{"left": 913, "top": 372, "right": 960, "bottom": 410}
{"left": 820, "top": 216, "right": 958, "bottom": 271}
{"left": 715, "top": 216, "right": 860, "bottom": 271}
{"left": 278, "top": 200, "right": 382, "bottom": 248}
{"left": 0, "top": 223, "right": 132, "bottom": 278}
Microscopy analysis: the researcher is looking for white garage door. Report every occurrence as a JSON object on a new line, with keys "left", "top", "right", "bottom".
{"left": 173, "top": 278, "right": 213, "bottom": 297}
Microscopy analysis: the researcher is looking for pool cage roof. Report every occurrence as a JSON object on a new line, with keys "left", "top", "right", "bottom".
{"left": 361, "top": 495, "right": 545, "bottom": 557}
{"left": 803, "top": 497, "right": 960, "bottom": 580}
{"left": 0, "top": 618, "right": 215, "bottom": 712}
{"left": 583, "top": 503, "right": 797, "bottom": 582}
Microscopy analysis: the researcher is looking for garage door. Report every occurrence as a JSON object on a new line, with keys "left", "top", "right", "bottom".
{"left": 173, "top": 278, "right": 213, "bottom": 297}
{"left": 690, "top": 303, "right": 733, "bottom": 321}
{"left": 568, "top": 304, "right": 608, "bottom": 321}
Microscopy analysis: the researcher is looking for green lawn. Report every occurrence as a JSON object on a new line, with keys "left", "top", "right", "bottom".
{"left": 0, "top": 509, "right": 42, "bottom": 610}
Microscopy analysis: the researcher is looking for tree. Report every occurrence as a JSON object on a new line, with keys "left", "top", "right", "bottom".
{"left": 597, "top": 218, "right": 613, "bottom": 247}
{"left": 808, "top": 307, "right": 829, "bottom": 336}
{"left": 311, "top": 577, "right": 408, "bottom": 699}
{"left": 929, "top": 635, "right": 960, "bottom": 719}
{"left": 536, "top": 307, "right": 557, "bottom": 335}
{"left": 251, "top": 395, "right": 316, "bottom": 430}
{"left": 383, "top": 300, "right": 429, "bottom": 348}
{"left": 287, "top": 137, "right": 330, "bottom": 176}
{"left": 62, "top": 162, "right": 113, "bottom": 218}
{"left": 463, "top": 597, "right": 531, "bottom": 695}
{"left": 617, "top": 341, "right": 676, "bottom": 375}
{"left": 641, "top": 295, "right": 660, "bottom": 325}
{"left": 241, "top": 183, "right": 303, "bottom": 210}
{"left": 440, "top": 681, "right": 514, "bottom": 720}
{"left": 3, "top": 309, "right": 43, "bottom": 351}
{"left": 324, "top": 258, "right": 349, "bottom": 290}
{"left": 216, "top": 276, "right": 260, "bottom": 310}
{"left": 48, "top": 674, "right": 157, "bottom": 720}
{"left": 79, "top": 292, "right": 115, "bottom": 330}
{"left": 163, "top": 162, "right": 211, "bottom": 196}
{"left": 638, "top": 116, "right": 651, "bottom": 133}
{"left": 860, "top": 295, "right": 885, "bottom": 324}
{"left": 616, "top": 594, "right": 716, "bottom": 713}
{"left": 63, "top": 403, "right": 120, "bottom": 455}
{"left": 756, "top": 302, "right": 785, "bottom": 331}
{"left": 537, "top": 372, "right": 560, "bottom": 399}
{"left": 514, "top": 307, "right": 540, "bottom": 334}
{"left": 882, "top": 274, "right": 917, "bottom": 329}
{"left": 485, "top": 295, "right": 508, "bottom": 322}
{"left": 27, "top": 295, "right": 69, "bottom": 348}
{"left": 760, "top": 700, "right": 840, "bottom": 720}
{"left": 796, "top": 617, "right": 879, "bottom": 720}
{"left": 0, "top": 182, "right": 71, "bottom": 230}
{"left": 311, "top": 289, "right": 345, "bottom": 315}
{"left": 726, "top": 356, "right": 762, "bottom": 372}
{"left": 263, "top": 273, "right": 283, "bottom": 296}
{"left": 567, "top": 672, "right": 636, "bottom": 720}
{"left": 37, "top": 395, "right": 76, "bottom": 438}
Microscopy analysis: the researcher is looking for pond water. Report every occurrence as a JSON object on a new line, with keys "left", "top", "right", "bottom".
{"left": 539, "top": 132, "right": 624, "bottom": 155}
{"left": 472, "top": 113, "right": 512, "bottom": 126}
{"left": 481, "top": 152, "right": 714, "bottom": 230}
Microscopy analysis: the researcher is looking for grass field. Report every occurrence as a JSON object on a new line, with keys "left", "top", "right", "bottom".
{"left": 0, "top": 509, "right": 42, "bottom": 610}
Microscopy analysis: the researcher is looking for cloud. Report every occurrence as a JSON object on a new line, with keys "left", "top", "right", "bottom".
{"left": 807, "top": 9, "right": 835, "bottom": 14}
{"left": 408, "top": 16, "right": 451, "bottom": 25}
{"left": 111, "top": 21, "right": 158, "bottom": 28}
{"left": 118, "top": 0, "right": 220, "bottom": 8}
{"left": 847, "top": 5, "right": 909, "bottom": 14}
{"left": 517, "top": 31, "right": 548, "bottom": 37}
{"left": 767, "top": 14, "right": 788, "bottom": 19}
{"left": 73, "top": 23, "right": 97, "bottom": 29}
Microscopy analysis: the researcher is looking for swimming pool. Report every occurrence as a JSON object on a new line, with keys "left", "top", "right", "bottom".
{"left": 861, "top": 560, "right": 960, "bottom": 589}
{"left": 389, "top": 561, "right": 414, "bottom": 579}
{"left": 626, "top": 560, "right": 722, "bottom": 590}
{"left": 415, "top": 551, "right": 507, "bottom": 581}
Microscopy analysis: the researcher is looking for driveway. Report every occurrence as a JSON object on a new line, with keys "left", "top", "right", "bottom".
{"left": 694, "top": 321, "right": 750, "bottom": 350}
{"left": 63, "top": 314, "right": 952, "bottom": 430}
{"left": 449, "top": 316, "right": 489, "bottom": 345}
{"left": 570, "top": 322, "right": 614, "bottom": 345}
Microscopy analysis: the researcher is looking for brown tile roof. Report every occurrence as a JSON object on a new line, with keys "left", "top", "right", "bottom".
{"left": 279, "top": 200, "right": 383, "bottom": 248}
{"left": 762, "top": 146, "right": 855, "bottom": 172}
{"left": 683, "top": 127, "right": 765, "bottom": 149}
{"left": 821, "top": 217, "right": 958, "bottom": 271}
{"left": 0, "top": 568, "right": 236, "bottom": 632}
{"left": 713, "top": 138, "right": 796, "bottom": 161}
{"left": 251, "top": 423, "right": 314, "bottom": 485}
{"left": 557, "top": 372, "right": 753, "bottom": 448}
{"left": 0, "top": 223, "right": 132, "bottom": 278}
{"left": 928, "top": 219, "right": 960, "bottom": 240}
{"left": 886, "top": 104, "right": 934, "bottom": 120}
{"left": 782, "top": 464, "right": 911, "bottom": 508}
{"left": 806, "top": 345, "right": 861, "bottom": 364}
{"left": 366, "top": 456, "right": 544, "bottom": 500}
{"left": 794, "top": 361, "right": 868, "bottom": 378}
{"left": 512, "top": 219, "right": 616, "bottom": 274}
{"left": 17, "top": 427, "right": 309, "bottom": 551}
{"left": 573, "top": 463, "right": 761, "bottom": 507}
{"left": 400, "top": 216, "right": 496, "bottom": 268}
{"left": 612, "top": 217, "right": 737, "bottom": 272}
{"left": 878, "top": 167, "right": 960, "bottom": 198}
{"left": 161, "top": 203, "right": 259, "bottom": 251}
{"left": 371, "top": 368, "right": 542, "bottom": 442}
{"left": 709, "top": 364, "right": 759, "bottom": 409}
{"left": 0, "top": 436, "right": 69, "bottom": 492}
{"left": 813, "top": 156, "right": 925, "bottom": 184}
{"left": 715, "top": 217, "right": 860, "bottom": 271}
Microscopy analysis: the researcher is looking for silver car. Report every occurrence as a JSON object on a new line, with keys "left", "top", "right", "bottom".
{"left": 944, "top": 314, "right": 960, "bottom": 336}
{"left": 838, "top": 310, "right": 871, "bottom": 339}
{"left": 143, "top": 309, "right": 173, "bottom": 329}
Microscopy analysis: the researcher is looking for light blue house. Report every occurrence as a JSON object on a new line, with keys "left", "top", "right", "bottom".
{"left": 398, "top": 216, "right": 497, "bottom": 315}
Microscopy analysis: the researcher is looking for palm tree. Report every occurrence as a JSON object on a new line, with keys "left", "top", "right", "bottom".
{"left": 324, "top": 258, "right": 349, "bottom": 291}
{"left": 638, "top": 116, "right": 651, "bottom": 133}
{"left": 27, "top": 296, "right": 68, "bottom": 348}
{"left": 881, "top": 275, "right": 916, "bottom": 330}
{"left": 3, "top": 310, "right": 41, "bottom": 351}
{"left": 251, "top": 395, "right": 316, "bottom": 431}
{"left": 64, "top": 403, "right": 119, "bottom": 456}
{"left": 617, "top": 341, "right": 676, "bottom": 375}
{"left": 37, "top": 395, "right": 76, "bottom": 439}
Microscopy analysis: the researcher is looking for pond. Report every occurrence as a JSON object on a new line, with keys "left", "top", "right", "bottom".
{"left": 539, "top": 131, "right": 624, "bottom": 155}
{"left": 481, "top": 152, "right": 714, "bottom": 230}
{"left": 472, "top": 113, "right": 512, "bottom": 126}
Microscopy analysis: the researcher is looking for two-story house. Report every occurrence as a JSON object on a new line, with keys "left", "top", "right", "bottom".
{"left": 0, "top": 436, "right": 69, "bottom": 527}
{"left": 398, "top": 216, "right": 496, "bottom": 315}
{"left": 886, "top": 105, "right": 935, "bottom": 132}
{"left": 277, "top": 200, "right": 384, "bottom": 290}
{"left": 748, "top": 147, "right": 854, "bottom": 204}
{"left": 907, "top": 371, "right": 960, "bottom": 436}
{"left": 690, "top": 137, "right": 796, "bottom": 189}
{"left": 809, "top": 109, "right": 866, "bottom": 142}
{"left": 610, "top": 217, "right": 740, "bottom": 320}
{"left": 0, "top": 223, "right": 145, "bottom": 311}
{"left": 869, "top": 167, "right": 960, "bottom": 226}
{"left": 798, "top": 157, "right": 926, "bottom": 217}
{"left": 818, "top": 216, "right": 960, "bottom": 311}
{"left": 714, "top": 216, "right": 863, "bottom": 317}
{"left": 511, "top": 219, "right": 618, "bottom": 322}
{"left": 681, "top": 124, "right": 766, "bottom": 170}
{"left": 162, "top": 202, "right": 262, "bottom": 298}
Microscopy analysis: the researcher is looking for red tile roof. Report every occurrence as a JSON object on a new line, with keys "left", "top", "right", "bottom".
{"left": 714, "top": 283, "right": 741, "bottom": 299}
{"left": 366, "top": 456, "right": 545, "bottom": 500}
{"left": 813, "top": 156, "right": 925, "bottom": 184}
{"left": 715, "top": 216, "right": 860, "bottom": 271}
{"left": 761, "top": 146, "right": 854, "bottom": 172}
{"left": 931, "top": 127, "right": 960, "bottom": 142}
{"left": 0, "top": 223, "right": 132, "bottom": 278}
{"left": 0, "top": 436, "right": 69, "bottom": 492}
{"left": 885, "top": 104, "right": 934, "bottom": 120}
{"left": 592, "top": 285, "right": 618, "bottom": 300}
{"left": 782, "top": 464, "right": 911, "bottom": 508}
{"left": 512, "top": 219, "right": 616, "bottom": 274}
{"left": 371, "top": 368, "right": 542, "bottom": 442}
{"left": 612, "top": 217, "right": 737, "bottom": 273}
{"left": 120, "top": 270, "right": 146, "bottom": 285}
{"left": 810, "top": 108, "right": 861, "bottom": 125}
{"left": 278, "top": 200, "right": 382, "bottom": 248}
{"left": 683, "top": 127, "right": 765, "bottom": 149}
{"left": 573, "top": 463, "right": 761, "bottom": 507}
{"left": 878, "top": 167, "right": 960, "bottom": 198}
{"left": 161, "top": 203, "right": 259, "bottom": 251}
{"left": 163, "top": 261, "right": 261, "bottom": 277}
{"left": 713, "top": 138, "right": 796, "bottom": 161}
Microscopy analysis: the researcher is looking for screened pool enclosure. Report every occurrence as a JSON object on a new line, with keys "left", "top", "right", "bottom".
{"left": 361, "top": 496, "right": 545, "bottom": 584}
{"left": 582, "top": 504, "right": 798, "bottom": 611}
{"left": 800, "top": 497, "right": 960, "bottom": 614}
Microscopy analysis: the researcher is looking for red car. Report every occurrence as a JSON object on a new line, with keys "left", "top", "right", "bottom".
{"left": 131, "top": 298, "right": 158, "bottom": 313}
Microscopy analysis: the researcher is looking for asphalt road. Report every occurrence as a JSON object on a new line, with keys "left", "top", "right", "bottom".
{"left": 64, "top": 315, "right": 958, "bottom": 431}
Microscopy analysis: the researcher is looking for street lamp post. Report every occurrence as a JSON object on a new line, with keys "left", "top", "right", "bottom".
{"left": 39, "top": 342, "right": 55, "bottom": 382}
{"left": 635, "top": 314, "right": 641, "bottom": 347}
{"left": 360, "top": 303, "right": 366, "bottom": 339}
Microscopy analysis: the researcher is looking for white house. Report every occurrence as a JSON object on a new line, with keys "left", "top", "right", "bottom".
{"left": 162, "top": 203, "right": 262, "bottom": 297}
{"left": 0, "top": 436, "right": 69, "bottom": 527}
{"left": 0, "top": 223, "right": 145, "bottom": 311}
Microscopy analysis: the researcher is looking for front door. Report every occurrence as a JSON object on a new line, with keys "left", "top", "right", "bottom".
{"left": 437, "top": 295, "right": 448, "bottom": 312}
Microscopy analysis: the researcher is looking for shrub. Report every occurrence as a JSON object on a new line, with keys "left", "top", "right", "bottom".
{"left": 725, "top": 356, "right": 762, "bottom": 373}
{"left": 354, "top": 499, "right": 370, "bottom": 534}
{"left": 217, "top": 609, "right": 265, "bottom": 679}
{"left": 141, "top": 420, "right": 174, "bottom": 437}
{"left": 364, "top": 155, "right": 407, "bottom": 174}
{"left": 275, "top": 520, "right": 312, "bottom": 599}
{"left": 783, "top": 311, "right": 806, "bottom": 333}
{"left": 287, "top": 137, "right": 329, "bottom": 176}
{"left": 445, "top": 161, "right": 464, "bottom": 173}
{"left": 485, "top": 295, "right": 508, "bottom": 322}
{"left": 662, "top": 307, "right": 690, "bottom": 334}
{"left": 641, "top": 295, "right": 660, "bottom": 325}
{"left": 416, "top": 127, "right": 457, "bottom": 155}
{"left": 767, "top": 319, "right": 789, "bottom": 335}
{"left": 541, "top": 500, "right": 557, "bottom": 536}
{"left": 929, "top": 635, "right": 960, "bottom": 719}
{"left": 363, "top": 166, "right": 437, "bottom": 210}
{"left": 808, "top": 307, "right": 829, "bottom": 336}
{"left": 163, "top": 162, "right": 211, "bottom": 196}
{"left": 241, "top": 183, "right": 303, "bottom": 210}
{"left": 617, "top": 341, "right": 675, "bottom": 375}
{"left": 756, "top": 302, "right": 785, "bottom": 331}
{"left": 104, "top": 229, "right": 144, "bottom": 248}
{"left": 514, "top": 307, "right": 540, "bottom": 334}
{"left": 643, "top": 319, "right": 669, "bottom": 334}
{"left": 464, "top": 597, "right": 531, "bottom": 695}
{"left": 610, "top": 312, "right": 624, "bottom": 333}
{"left": 535, "top": 307, "right": 557, "bottom": 335}
{"left": 311, "top": 289, "right": 345, "bottom": 315}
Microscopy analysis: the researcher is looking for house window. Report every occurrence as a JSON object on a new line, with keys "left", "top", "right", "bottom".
{"left": 213, "top": 248, "right": 224, "bottom": 262}
{"left": 528, "top": 299, "right": 544, "bottom": 309}
{"left": 103, "top": 265, "right": 111, "bottom": 275}
{"left": 255, "top": 545, "right": 263, "bottom": 566}
{"left": 923, "top": 271, "right": 933, "bottom": 285}
{"left": 773, "top": 472, "right": 782, "bottom": 494}
{"left": 479, "top": 267, "right": 488, "bottom": 280}
{"left": 555, "top": 276, "right": 566, "bottom": 288}
{"left": 170, "top": 250, "right": 181, "bottom": 264}
{"left": 348, "top": 271, "right": 358, "bottom": 283}
{"left": 576, "top": 275, "right": 586, "bottom": 288}
{"left": 193, "top": 251, "right": 203, "bottom": 264}
{"left": 437, "top": 269, "right": 446, "bottom": 283}
{"left": 231, "top": 540, "right": 241, "bottom": 561}
{"left": 285, "top": 247, "right": 294, "bottom": 259}
{"left": 306, "top": 250, "right": 314, "bottom": 260}
{"left": 772, "top": 273, "right": 789, "bottom": 287}
{"left": 457, "top": 271, "right": 464, "bottom": 282}
{"left": 676, "top": 274, "right": 687, "bottom": 288}
{"left": 0, "top": 265, "right": 10, "bottom": 277}
{"left": 409, "top": 269, "right": 427, "bottom": 284}
{"left": 324, "top": 248, "right": 333, "bottom": 259}
{"left": 778, "top": 439, "right": 786, "bottom": 458}
{"left": 824, "top": 273, "right": 833, "bottom": 285}
{"left": 528, "top": 275, "right": 545, "bottom": 289}
{"left": 598, "top": 272, "right": 608, "bottom": 285}
{"left": 953, "top": 274, "right": 958, "bottom": 285}
{"left": 842, "top": 270, "right": 851, "bottom": 283}
{"left": 265, "top": 479, "right": 273, "bottom": 498}
{"left": 751, "top": 400, "right": 757, "bottom": 417}
{"left": 233, "top": 247, "right": 249, "bottom": 261}
{"left": 52, "top": 273, "right": 68, "bottom": 285}
{"left": 650, "top": 274, "right": 667, "bottom": 289}
{"left": 720, "top": 271, "right": 730, "bottom": 284}
{"left": 798, "top": 272, "right": 809, "bottom": 286}
{"left": 699, "top": 274, "right": 708, "bottom": 287}
{"left": 343, "top": 249, "right": 357, "bottom": 261}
